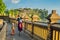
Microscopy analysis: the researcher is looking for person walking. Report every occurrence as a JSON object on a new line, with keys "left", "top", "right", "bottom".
{"left": 17, "top": 15, "right": 23, "bottom": 36}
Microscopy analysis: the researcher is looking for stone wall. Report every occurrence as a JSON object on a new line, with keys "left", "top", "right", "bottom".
{"left": 0, "top": 22, "right": 7, "bottom": 40}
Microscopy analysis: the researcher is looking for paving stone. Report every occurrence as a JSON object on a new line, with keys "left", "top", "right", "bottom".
{"left": 6, "top": 23, "right": 33, "bottom": 40}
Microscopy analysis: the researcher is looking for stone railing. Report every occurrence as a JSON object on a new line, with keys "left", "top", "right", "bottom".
{"left": 0, "top": 21, "right": 7, "bottom": 40}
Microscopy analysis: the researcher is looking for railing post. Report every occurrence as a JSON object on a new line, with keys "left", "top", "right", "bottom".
{"left": 24, "top": 21, "right": 26, "bottom": 32}
{"left": 31, "top": 14, "right": 34, "bottom": 38}
{"left": 47, "top": 22, "right": 53, "bottom": 40}
{"left": 31, "top": 22, "right": 34, "bottom": 38}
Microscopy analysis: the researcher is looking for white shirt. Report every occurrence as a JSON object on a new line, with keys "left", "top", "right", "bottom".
{"left": 20, "top": 19, "right": 22, "bottom": 22}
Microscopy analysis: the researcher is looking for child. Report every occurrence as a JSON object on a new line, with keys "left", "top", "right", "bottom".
{"left": 11, "top": 23, "right": 15, "bottom": 36}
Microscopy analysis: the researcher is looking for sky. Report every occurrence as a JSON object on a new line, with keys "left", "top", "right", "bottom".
{"left": 3, "top": 0, "right": 60, "bottom": 15}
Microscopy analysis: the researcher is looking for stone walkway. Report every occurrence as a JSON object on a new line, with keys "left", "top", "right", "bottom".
{"left": 6, "top": 23, "right": 33, "bottom": 40}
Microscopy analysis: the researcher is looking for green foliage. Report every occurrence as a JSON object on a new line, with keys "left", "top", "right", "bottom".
{"left": 5, "top": 9, "right": 9, "bottom": 16}
{"left": 38, "top": 9, "right": 48, "bottom": 20}
{"left": 8, "top": 9, "right": 19, "bottom": 18}
{"left": 0, "top": 0, "right": 6, "bottom": 15}
{"left": 6, "top": 8, "right": 48, "bottom": 21}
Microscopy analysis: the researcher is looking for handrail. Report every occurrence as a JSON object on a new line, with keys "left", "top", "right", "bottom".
{"left": 9, "top": 18, "right": 60, "bottom": 40}
{"left": 24, "top": 21, "right": 60, "bottom": 40}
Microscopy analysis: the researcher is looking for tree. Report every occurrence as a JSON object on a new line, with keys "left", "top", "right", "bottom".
{"left": 14, "top": 9, "right": 19, "bottom": 17}
{"left": 38, "top": 9, "right": 48, "bottom": 20}
{"left": 0, "top": 0, "right": 6, "bottom": 15}
{"left": 5, "top": 9, "right": 9, "bottom": 16}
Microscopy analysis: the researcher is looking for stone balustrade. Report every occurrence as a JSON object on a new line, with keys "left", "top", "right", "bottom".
{"left": 0, "top": 21, "right": 7, "bottom": 40}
